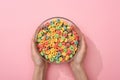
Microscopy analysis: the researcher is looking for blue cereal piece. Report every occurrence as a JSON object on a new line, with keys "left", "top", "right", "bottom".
{"left": 74, "top": 40, "right": 78, "bottom": 45}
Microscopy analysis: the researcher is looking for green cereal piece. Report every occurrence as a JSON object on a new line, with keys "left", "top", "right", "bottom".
{"left": 57, "top": 19, "right": 60, "bottom": 23}
{"left": 72, "top": 51, "right": 75, "bottom": 54}
{"left": 37, "top": 34, "right": 42, "bottom": 38}
{"left": 64, "top": 31, "right": 68, "bottom": 34}
{"left": 55, "top": 56, "right": 59, "bottom": 61}
{"left": 46, "top": 36, "right": 49, "bottom": 40}
{"left": 56, "top": 60, "right": 60, "bottom": 63}
{"left": 58, "top": 43, "right": 62, "bottom": 47}
{"left": 70, "top": 45, "right": 74, "bottom": 51}
{"left": 57, "top": 52, "right": 61, "bottom": 57}
{"left": 61, "top": 36, "right": 65, "bottom": 41}
{"left": 56, "top": 26, "right": 61, "bottom": 30}
{"left": 40, "top": 52, "right": 44, "bottom": 56}
{"left": 55, "top": 34, "right": 59, "bottom": 38}
{"left": 41, "top": 36, "right": 45, "bottom": 40}
{"left": 50, "top": 58, "right": 54, "bottom": 62}
{"left": 64, "top": 48, "right": 67, "bottom": 52}
{"left": 53, "top": 56, "right": 56, "bottom": 59}
{"left": 45, "top": 29, "right": 49, "bottom": 32}
{"left": 40, "top": 31, "right": 44, "bottom": 35}
{"left": 50, "top": 21, "right": 53, "bottom": 25}
{"left": 45, "top": 55, "right": 48, "bottom": 59}
{"left": 70, "top": 54, "right": 73, "bottom": 58}
{"left": 63, "top": 26, "right": 67, "bottom": 30}
{"left": 37, "top": 38, "right": 41, "bottom": 42}
{"left": 51, "top": 24, "right": 55, "bottom": 27}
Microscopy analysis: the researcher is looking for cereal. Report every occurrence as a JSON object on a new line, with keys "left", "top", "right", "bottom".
{"left": 35, "top": 17, "right": 80, "bottom": 63}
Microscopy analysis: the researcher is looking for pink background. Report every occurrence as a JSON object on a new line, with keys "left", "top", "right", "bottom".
{"left": 0, "top": 0, "right": 120, "bottom": 80}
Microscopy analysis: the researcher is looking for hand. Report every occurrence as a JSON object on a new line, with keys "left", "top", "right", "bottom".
{"left": 31, "top": 38, "right": 47, "bottom": 67}
{"left": 31, "top": 38, "right": 47, "bottom": 80}
{"left": 70, "top": 34, "right": 87, "bottom": 65}
{"left": 70, "top": 34, "right": 88, "bottom": 80}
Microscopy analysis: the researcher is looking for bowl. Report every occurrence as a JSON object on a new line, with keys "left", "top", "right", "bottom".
{"left": 34, "top": 17, "right": 82, "bottom": 64}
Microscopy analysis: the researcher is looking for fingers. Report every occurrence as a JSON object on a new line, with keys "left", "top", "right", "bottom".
{"left": 81, "top": 34, "right": 87, "bottom": 52}
{"left": 72, "top": 34, "right": 87, "bottom": 64}
{"left": 31, "top": 36, "right": 39, "bottom": 57}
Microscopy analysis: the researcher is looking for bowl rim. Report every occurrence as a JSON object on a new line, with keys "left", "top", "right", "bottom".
{"left": 34, "top": 16, "right": 82, "bottom": 64}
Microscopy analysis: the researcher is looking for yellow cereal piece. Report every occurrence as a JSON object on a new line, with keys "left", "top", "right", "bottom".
{"left": 60, "top": 39, "right": 64, "bottom": 42}
{"left": 75, "top": 47, "right": 77, "bottom": 51}
{"left": 61, "top": 45, "right": 65, "bottom": 49}
{"left": 53, "top": 32, "right": 56, "bottom": 37}
{"left": 64, "top": 21, "right": 67, "bottom": 25}
{"left": 50, "top": 27, "right": 55, "bottom": 32}
{"left": 48, "top": 25, "right": 52, "bottom": 29}
{"left": 54, "top": 38, "right": 57, "bottom": 42}
{"left": 46, "top": 50, "right": 50, "bottom": 54}
{"left": 51, "top": 43, "right": 55, "bottom": 47}
{"left": 37, "top": 33, "right": 42, "bottom": 38}
{"left": 60, "top": 30, "right": 63, "bottom": 33}
{"left": 65, "top": 55, "right": 69, "bottom": 61}
{"left": 54, "top": 52, "right": 57, "bottom": 55}
{"left": 42, "top": 30, "right": 46, "bottom": 33}
{"left": 60, "top": 20, "right": 64, "bottom": 23}
{"left": 54, "top": 21, "right": 58, "bottom": 26}
{"left": 40, "top": 40, "right": 44, "bottom": 43}
{"left": 62, "top": 52, "right": 66, "bottom": 56}
{"left": 48, "top": 54, "right": 52, "bottom": 59}
{"left": 52, "top": 19, "right": 56, "bottom": 22}
{"left": 51, "top": 51, "right": 56, "bottom": 56}
{"left": 64, "top": 38, "right": 68, "bottom": 42}
{"left": 50, "top": 48, "right": 55, "bottom": 53}
{"left": 59, "top": 20, "right": 63, "bottom": 26}
{"left": 67, "top": 26, "right": 70, "bottom": 29}
{"left": 59, "top": 57, "right": 63, "bottom": 62}
{"left": 47, "top": 33, "right": 50, "bottom": 36}
{"left": 69, "top": 36, "right": 74, "bottom": 40}
{"left": 72, "top": 51, "right": 75, "bottom": 54}
{"left": 62, "top": 27, "right": 64, "bottom": 31}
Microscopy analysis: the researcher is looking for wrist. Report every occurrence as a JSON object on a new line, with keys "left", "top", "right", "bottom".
{"left": 34, "top": 65, "right": 45, "bottom": 70}
{"left": 33, "top": 64, "right": 46, "bottom": 80}
{"left": 70, "top": 62, "right": 83, "bottom": 73}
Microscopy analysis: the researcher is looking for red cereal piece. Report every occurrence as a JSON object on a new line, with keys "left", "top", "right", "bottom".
{"left": 63, "top": 33, "right": 67, "bottom": 37}
{"left": 37, "top": 43, "right": 41, "bottom": 48}
{"left": 67, "top": 49, "right": 71, "bottom": 55}
{"left": 54, "top": 43, "right": 58, "bottom": 48}
{"left": 44, "top": 47, "right": 48, "bottom": 50}
{"left": 62, "top": 59, "right": 65, "bottom": 62}
{"left": 66, "top": 42, "right": 70, "bottom": 47}
{"left": 37, "top": 44, "right": 44, "bottom": 49}
{"left": 62, "top": 42, "right": 66, "bottom": 45}
{"left": 39, "top": 48, "right": 42, "bottom": 51}
{"left": 70, "top": 25, "right": 74, "bottom": 30}
{"left": 45, "top": 22, "right": 50, "bottom": 26}
{"left": 58, "top": 47, "right": 62, "bottom": 51}
{"left": 75, "top": 35, "right": 79, "bottom": 40}
{"left": 73, "top": 31, "right": 77, "bottom": 35}
{"left": 56, "top": 30, "right": 61, "bottom": 34}
{"left": 44, "top": 41, "right": 48, "bottom": 45}
{"left": 71, "top": 41, "right": 74, "bottom": 44}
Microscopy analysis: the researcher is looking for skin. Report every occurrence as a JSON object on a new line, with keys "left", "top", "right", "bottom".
{"left": 31, "top": 34, "right": 88, "bottom": 80}
{"left": 31, "top": 39, "right": 47, "bottom": 80}
{"left": 70, "top": 34, "right": 88, "bottom": 80}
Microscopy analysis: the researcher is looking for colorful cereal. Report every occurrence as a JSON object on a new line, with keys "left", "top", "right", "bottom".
{"left": 36, "top": 18, "right": 80, "bottom": 63}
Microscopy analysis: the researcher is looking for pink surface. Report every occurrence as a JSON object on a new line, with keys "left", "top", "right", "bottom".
{"left": 0, "top": 0, "right": 120, "bottom": 80}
